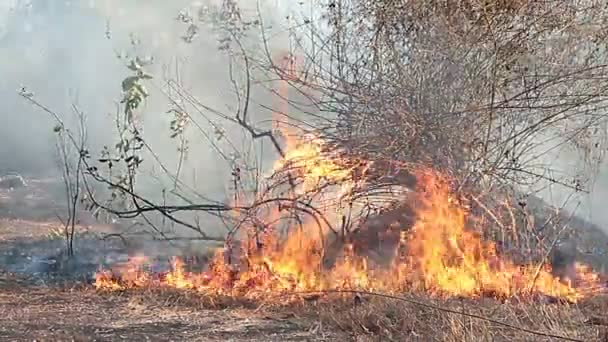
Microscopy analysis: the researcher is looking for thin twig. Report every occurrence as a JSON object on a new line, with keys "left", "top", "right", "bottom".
{"left": 278, "top": 289, "right": 584, "bottom": 342}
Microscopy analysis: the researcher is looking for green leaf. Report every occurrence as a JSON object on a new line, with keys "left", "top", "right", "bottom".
{"left": 121, "top": 76, "right": 139, "bottom": 92}
{"left": 127, "top": 60, "right": 141, "bottom": 71}
{"left": 134, "top": 83, "right": 149, "bottom": 97}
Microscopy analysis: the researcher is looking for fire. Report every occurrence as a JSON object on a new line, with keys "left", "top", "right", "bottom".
{"left": 269, "top": 52, "right": 359, "bottom": 196}
{"left": 94, "top": 51, "right": 604, "bottom": 303}
{"left": 400, "top": 172, "right": 589, "bottom": 300}
{"left": 94, "top": 167, "right": 603, "bottom": 302}
{"left": 95, "top": 255, "right": 150, "bottom": 291}
{"left": 273, "top": 134, "right": 359, "bottom": 195}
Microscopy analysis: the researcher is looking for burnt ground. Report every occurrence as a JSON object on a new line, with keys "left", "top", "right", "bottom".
{"left": 0, "top": 178, "right": 341, "bottom": 341}
{"left": 1, "top": 177, "right": 608, "bottom": 341}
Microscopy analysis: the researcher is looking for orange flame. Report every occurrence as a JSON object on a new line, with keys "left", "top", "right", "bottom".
{"left": 95, "top": 168, "right": 603, "bottom": 302}
{"left": 94, "top": 52, "right": 604, "bottom": 303}
{"left": 399, "top": 172, "right": 588, "bottom": 300}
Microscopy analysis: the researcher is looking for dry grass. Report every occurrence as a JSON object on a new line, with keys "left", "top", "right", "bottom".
{"left": 6, "top": 265, "right": 607, "bottom": 341}
{"left": 0, "top": 273, "right": 342, "bottom": 341}
{"left": 91, "top": 288, "right": 608, "bottom": 341}
{"left": 302, "top": 294, "right": 608, "bottom": 341}
{"left": 3, "top": 252, "right": 608, "bottom": 341}
{"left": 1, "top": 179, "right": 607, "bottom": 341}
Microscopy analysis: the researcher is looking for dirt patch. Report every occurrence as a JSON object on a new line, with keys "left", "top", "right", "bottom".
{"left": 0, "top": 273, "right": 339, "bottom": 341}
{"left": 2, "top": 272, "right": 607, "bottom": 341}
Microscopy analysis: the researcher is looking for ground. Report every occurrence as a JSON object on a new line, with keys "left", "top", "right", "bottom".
{"left": 1, "top": 179, "right": 608, "bottom": 341}
{"left": 2, "top": 270, "right": 608, "bottom": 342}
{"left": 0, "top": 182, "right": 340, "bottom": 341}
{"left": 0, "top": 273, "right": 336, "bottom": 341}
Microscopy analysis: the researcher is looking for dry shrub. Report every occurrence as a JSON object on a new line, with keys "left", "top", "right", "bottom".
{"left": 91, "top": 284, "right": 608, "bottom": 341}
{"left": 307, "top": 294, "right": 601, "bottom": 341}
{"left": 95, "top": 286, "right": 261, "bottom": 311}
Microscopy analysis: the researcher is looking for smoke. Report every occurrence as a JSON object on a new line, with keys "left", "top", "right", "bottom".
{"left": 2, "top": 0, "right": 607, "bottom": 237}
{"left": 0, "top": 0, "right": 323, "bottom": 241}
{"left": 526, "top": 133, "right": 608, "bottom": 233}
{"left": 0, "top": 0, "right": 294, "bottom": 169}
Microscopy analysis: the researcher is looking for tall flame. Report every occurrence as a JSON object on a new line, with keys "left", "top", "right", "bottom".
{"left": 95, "top": 168, "right": 602, "bottom": 302}
{"left": 94, "top": 52, "right": 604, "bottom": 303}
{"left": 399, "top": 172, "right": 591, "bottom": 300}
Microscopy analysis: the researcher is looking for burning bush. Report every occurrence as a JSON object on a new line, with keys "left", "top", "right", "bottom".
{"left": 95, "top": 144, "right": 604, "bottom": 303}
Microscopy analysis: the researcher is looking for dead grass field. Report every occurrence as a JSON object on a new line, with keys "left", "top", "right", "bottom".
{"left": 0, "top": 272, "right": 342, "bottom": 341}
{"left": 1, "top": 183, "right": 608, "bottom": 341}
{"left": 2, "top": 270, "right": 608, "bottom": 341}
{"left": 0, "top": 188, "right": 342, "bottom": 341}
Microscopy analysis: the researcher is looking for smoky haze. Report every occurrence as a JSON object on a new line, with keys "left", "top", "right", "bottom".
{"left": 0, "top": 2, "right": 305, "bottom": 184}
{"left": 0, "top": 0, "right": 323, "bottom": 239}
{"left": 1, "top": 0, "right": 608, "bottom": 235}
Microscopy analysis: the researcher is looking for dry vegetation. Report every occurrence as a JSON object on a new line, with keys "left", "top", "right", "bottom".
{"left": 5, "top": 0, "right": 608, "bottom": 341}
{"left": 2, "top": 173, "right": 607, "bottom": 340}
{"left": 2, "top": 270, "right": 608, "bottom": 341}
{"left": 0, "top": 273, "right": 336, "bottom": 341}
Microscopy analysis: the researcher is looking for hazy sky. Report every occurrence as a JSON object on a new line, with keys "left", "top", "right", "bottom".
{"left": 1, "top": 0, "right": 608, "bottom": 231}
{"left": 0, "top": 0, "right": 312, "bottom": 187}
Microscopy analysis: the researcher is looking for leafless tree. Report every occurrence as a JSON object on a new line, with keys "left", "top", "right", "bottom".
{"left": 21, "top": 0, "right": 608, "bottom": 265}
{"left": 240, "top": 0, "right": 608, "bottom": 255}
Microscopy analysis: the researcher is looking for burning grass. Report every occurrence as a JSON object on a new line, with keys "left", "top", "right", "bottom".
{"left": 94, "top": 164, "right": 605, "bottom": 303}
{"left": 4, "top": 269, "right": 607, "bottom": 341}
{"left": 0, "top": 272, "right": 334, "bottom": 341}
{"left": 91, "top": 129, "right": 608, "bottom": 341}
